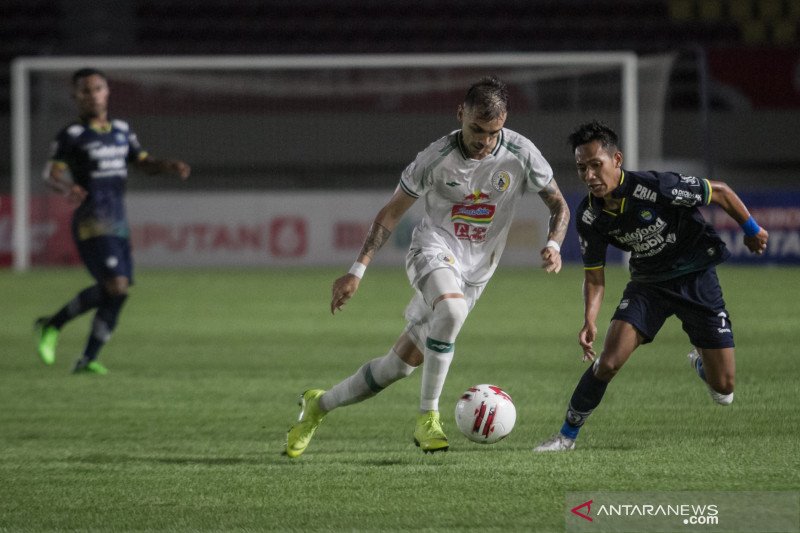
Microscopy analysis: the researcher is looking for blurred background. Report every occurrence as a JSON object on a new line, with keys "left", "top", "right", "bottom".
{"left": 1, "top": 0, "right": 798, "bottom": 269}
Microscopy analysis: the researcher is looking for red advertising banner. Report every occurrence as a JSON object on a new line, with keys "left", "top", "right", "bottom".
{"left": 0, "top": 195, "right": 79, "bottom": 267}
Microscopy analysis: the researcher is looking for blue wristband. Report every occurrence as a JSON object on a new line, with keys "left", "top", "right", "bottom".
{"left": 741, "top": 216, "right": 760, "bottom": 237}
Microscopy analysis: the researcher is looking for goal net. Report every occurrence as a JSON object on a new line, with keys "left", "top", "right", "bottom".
{"left": 9, "top": 53, "right": 670, "bottom": 270}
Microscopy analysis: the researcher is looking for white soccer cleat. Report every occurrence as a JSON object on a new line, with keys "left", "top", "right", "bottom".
{"left": 687, "top": 348, "right": 734, "bottom": 406}
{"left": 687, "top": 348, "right": 702, "bottom": 374}
{"left": 533, "top": 433, "right": 576, "bottom": 452}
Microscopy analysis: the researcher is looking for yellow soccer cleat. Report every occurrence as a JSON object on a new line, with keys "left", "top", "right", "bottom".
{"left": 285, "top": 389, "right": 327, "bottom": 458}
{"left": 413, "top": 410, "right": 449, "bottom": 453}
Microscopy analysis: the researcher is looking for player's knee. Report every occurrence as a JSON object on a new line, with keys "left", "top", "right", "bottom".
{"left": 594, "top": 356, "right": 623, "bottom": 381}
{"left": 431, "top": 296, "right": 468, "bottom": 338}
{"left": 104, "top": 277, "right": 129, "bottom": 297}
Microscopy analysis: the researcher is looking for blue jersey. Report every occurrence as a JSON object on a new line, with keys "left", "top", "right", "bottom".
{"left": 576, "top": 169, "right": 730, "bottom": 282}
{"left": 49, "top": 119, "right": 146, "bottom": 241}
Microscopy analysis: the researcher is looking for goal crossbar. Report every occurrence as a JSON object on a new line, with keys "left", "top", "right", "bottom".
{"left": 10, "top": 52, "right": 638, "bottom": 271}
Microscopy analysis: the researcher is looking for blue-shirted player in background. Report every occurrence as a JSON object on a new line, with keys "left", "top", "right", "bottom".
{"left": 534, "top": 121, "right": 769, "bottom": 451}
{"left": 36, "top": 68, "right": 190, "bottom": 374}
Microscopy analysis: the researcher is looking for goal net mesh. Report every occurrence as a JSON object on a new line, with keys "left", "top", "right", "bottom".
{"left": 14, "top": 55, "right": 674, "bottom": 267}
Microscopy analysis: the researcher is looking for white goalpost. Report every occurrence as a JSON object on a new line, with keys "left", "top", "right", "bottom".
{"left": 10, "top": 52, "right": 639, "bottom": 271}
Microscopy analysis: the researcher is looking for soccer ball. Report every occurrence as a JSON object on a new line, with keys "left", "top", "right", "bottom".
{"left": 454, "top": 384, "right": 516, "bottom": 444}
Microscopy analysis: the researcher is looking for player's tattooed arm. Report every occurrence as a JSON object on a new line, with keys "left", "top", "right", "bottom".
{"left": 355, "top": 187, "right": 418, "bottom": 265}
{"left": 334, "top": 222, "right": 391, "bottom": 314}
{"left": 359, "top": 222, "right": 392, "bottom": 260}
{"left": 538, "top": 179, "right": 570, "bottom": 245}
{"left": 332, "top": 188, "right": 416, "bottom": 314}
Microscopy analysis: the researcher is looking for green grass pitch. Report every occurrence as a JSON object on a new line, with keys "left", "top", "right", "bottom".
{"left": 1, "top": 265, "right": 798, "bottom": 531}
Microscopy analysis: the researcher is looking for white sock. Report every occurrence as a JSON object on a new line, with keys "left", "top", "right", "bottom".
{"left": 419, "top": 297, "right": 468, "bottom": 412}
{"left": 710, "top": 390, "right": 734, "bottom": 406}
{"left": 419, "top": 349, "right": 453, "bottom": 412}
{"left": 319, "top": 349, "right": 416, "bottom": 412}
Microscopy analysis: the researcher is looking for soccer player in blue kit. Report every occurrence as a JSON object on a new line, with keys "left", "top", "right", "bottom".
{"left": 35, "top": 68, "right": 190, "bottom": 374}
{"left": 534, "top": 121, "right": 769, "bottom": 452}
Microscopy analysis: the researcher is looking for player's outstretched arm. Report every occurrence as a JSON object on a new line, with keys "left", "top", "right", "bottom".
{"left": 579, "top": 268, "right": 605, "bottom": 361}
{"left": 537, "top": 179, "right": 570, "bottom": 273}
{"left": 708, "top": 180, "right": 768, "bottom": 255}
{"left": 330, "top": 187, "right": 417, "bottom": 314}
{"left": 135, "top": 156, "right": 191, "bottom": 180}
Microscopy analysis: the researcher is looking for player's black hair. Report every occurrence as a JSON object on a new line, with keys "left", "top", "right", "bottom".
{"left": 464, "top": 76, "right": 509, "bottom": 120}
{"left": 72, "top": 68, "right": 107, "bottom": 86}
{"left": 568, "top": 120, "right": 620, "bottom": 153}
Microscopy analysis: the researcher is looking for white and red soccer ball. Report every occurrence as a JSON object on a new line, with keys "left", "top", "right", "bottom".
{"left": 455, "top": 384, "right": 516, "bottom": 444}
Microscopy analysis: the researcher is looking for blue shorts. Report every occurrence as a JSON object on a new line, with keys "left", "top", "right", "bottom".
{"left": 76, "top": 235, "right": 134, "bottom": 284}
{"left": 612, "top": 267, "right": 734, "bottom": 349}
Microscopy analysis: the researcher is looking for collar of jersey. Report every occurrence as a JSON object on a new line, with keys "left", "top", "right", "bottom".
{"left": 83, "top": 119, "right": 113, "bottom": 134}
{"left": 456, "top": 130, "right": 504, "bottom": 160}
{"left": 589, "top": 169, "right": 628, "bottom": 216}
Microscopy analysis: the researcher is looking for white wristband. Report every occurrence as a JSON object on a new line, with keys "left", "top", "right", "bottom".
{"left": 348, "top": 261, "right": 367, "bottom": 279}
{"left": 545, "top": 240, "right": 561, "bottom": 253}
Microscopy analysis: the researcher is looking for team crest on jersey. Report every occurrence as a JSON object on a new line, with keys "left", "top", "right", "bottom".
{"left": 491, "top": 170, "right": 511, "bottom": 192}
{"left": 67, "top": 125, "right": 85, "bottom": 137}
{"left": 638, "top": 209, "right": 654, "bottom": 222}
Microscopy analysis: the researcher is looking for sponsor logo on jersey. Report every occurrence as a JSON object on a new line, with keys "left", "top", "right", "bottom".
{"left": 618, "top": 299, "right": 630, "bottom": 310}
{"left": 453, "top": 223, "right": 488, "bottom": 241}
{"left": 670, "top": 188, "right": 702, "bottom": 206}
{"left": 463, "top": 190, "right": 490, "bottom": 204}
{"left": 680, "top": 174, "right": 699, "bottom": 185}
{"left": 582, "top": 209, "right": 597, "bottom": 225}
{"left": 616, "top": 213, "right": 667, "bottom": 245}
{"left": 453, "top": 191, "right": 494, "bottom": 242}
{"left": 491, "top": 170, "right": 511, "bottom": 192}
{"left": 88, "top": 144, "right": 129, "bottom": 160}
{"left": 451, "top": 203, "right": 495, "bottom": 224}
{"left": 618, "top": 216, "right": 672, "bottom": 257}
{"left": 632, "top": 184, "right": 657, "bottom": 202}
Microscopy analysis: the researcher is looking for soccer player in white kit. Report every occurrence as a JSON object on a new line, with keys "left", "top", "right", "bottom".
{"left": 286, "top": 76, "right": 570, "bottom": 457}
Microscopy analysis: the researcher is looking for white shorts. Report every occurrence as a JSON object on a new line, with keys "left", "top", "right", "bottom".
{"left": 405, "top": 246, "right": 462, "bottom": 287}
{"left": 403, "top": 247, "right": 486, "bottom": 352}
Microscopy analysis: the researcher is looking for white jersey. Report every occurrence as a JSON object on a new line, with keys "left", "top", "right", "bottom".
{"left": 399, "top": 128, "right": 553, "bottom": 286}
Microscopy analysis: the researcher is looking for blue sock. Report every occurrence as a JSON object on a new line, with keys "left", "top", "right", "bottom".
{"left": 560, "top": 365, "right": 609, "bottom": 440}
{"left": 693, "top": 356, "right": 707, "bottom": 382}
{"left": 48, "top": 285, "right": 104, "bottom": 329}
{"left": 82, "top": 294, "right": 127, "bottom": 360}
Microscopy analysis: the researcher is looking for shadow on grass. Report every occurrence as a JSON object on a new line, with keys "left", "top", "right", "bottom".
{"left": 68, "top": 453, "right": 261, "bottom": 466}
